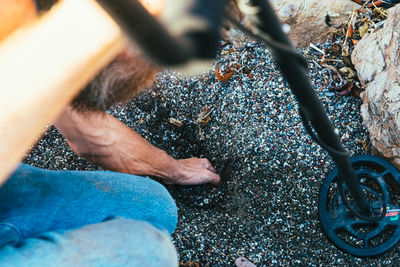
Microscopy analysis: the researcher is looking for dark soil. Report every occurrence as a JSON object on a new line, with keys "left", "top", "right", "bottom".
{"left": 24, "top": 38, "right": 399, "bottom": 266}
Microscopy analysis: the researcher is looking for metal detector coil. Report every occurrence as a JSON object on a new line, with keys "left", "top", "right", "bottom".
{"left": 319, "top": 155, "right": 400, "bottom": 257}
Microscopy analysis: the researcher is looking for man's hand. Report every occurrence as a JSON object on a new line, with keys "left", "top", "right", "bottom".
{"left": 54, "top": 106, "right": 220, "bottom": 186}
{"left": 165, "top": 158, "right": 220, "bottom": 185}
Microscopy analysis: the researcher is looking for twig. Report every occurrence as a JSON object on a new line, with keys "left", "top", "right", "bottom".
{"left": 343, "top": 11, "right": 357, "bottom": 49}
{"left": 309, "top": 43, "right": 325, "bottom": 55}
{"left": 320, "top": 55, "right": 344, "bottom": 84}
{"left": 202, "top": 107, "right": 215, "bottom": 120}
{"left": 342, "top": 10, "right": 358, "bottom": 56}
{"left": 325, "top": 59, "right": 344, "bottom": 62}
{"left": 311, "top": 59, "right": 322, "bottom": 69}
{"left": 371, "top": 2, "right": 388, "bottom": 18}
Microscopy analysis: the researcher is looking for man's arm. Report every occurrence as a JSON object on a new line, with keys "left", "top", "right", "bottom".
{"left": 53, "top": 106, "right": 220, "bottom": 185}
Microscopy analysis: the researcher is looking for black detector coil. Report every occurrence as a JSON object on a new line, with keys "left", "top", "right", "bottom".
{"left": 319, "top": 155, "right": 400, "bottom": 257}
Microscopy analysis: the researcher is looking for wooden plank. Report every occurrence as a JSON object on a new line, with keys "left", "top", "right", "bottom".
{"left": 0, "top": 0, "right": 125, "bottom": 185}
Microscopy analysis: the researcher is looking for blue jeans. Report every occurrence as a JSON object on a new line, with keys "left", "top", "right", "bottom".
{"left": 0, "top": 164, "right": 178, "bottom": 266}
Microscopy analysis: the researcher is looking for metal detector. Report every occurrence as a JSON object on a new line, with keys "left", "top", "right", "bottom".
{"left": 96, "top": 0, "right": 400, "bottom": 257}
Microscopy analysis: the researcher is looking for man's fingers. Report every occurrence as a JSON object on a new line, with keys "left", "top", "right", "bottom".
{"left": 186, "top": 170, "right": 220, "bottom": 186}
{"left": 172, "top": 158, "right": 220, "bottom": 185}
{"left": 208, "top": 171, "right": 221, "bottom": 185}
{"left": 201, "top": 170, "right": 220, "bottom": 185}
{"left": 174, "top": 169, "right": 220, "bottom": 186}
{"left": 180, "top": 158, "right": 217, "bottom": 173}
{"left": 204, "top": 161, "right": 216, "bottom": 173}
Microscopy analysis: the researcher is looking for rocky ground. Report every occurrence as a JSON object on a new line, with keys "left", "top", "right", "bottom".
{"left": 24, "top": 34, "right": 400, "bottom": 266}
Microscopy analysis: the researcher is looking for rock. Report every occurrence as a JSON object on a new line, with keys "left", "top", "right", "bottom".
{"left": 270, "top": 0, "right": 360, "bottom": 47}
{"left": 223, "top": 0, "right": 359, "bottom": 48}
{"left": 351, "top": 5, "right": 400, "bottom": 167}
{"left": 235, "top": 257, "right": 256, "bottom": 267}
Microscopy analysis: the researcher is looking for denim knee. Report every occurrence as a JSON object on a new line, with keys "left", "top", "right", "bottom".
{"left": 0, "top": 164, "right": 178, "bottom": 239}
{"left": 0, "top": 218, "right": 178, "bottom": 267}
{"left": 137, "top": 177, "right": 178, "bottom": 234}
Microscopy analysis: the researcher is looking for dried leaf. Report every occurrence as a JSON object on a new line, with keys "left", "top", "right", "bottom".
{"left": 221, "top": 48, "right": 235, "bottom": 55}
{"left": 352, "top": 39, "right": 358, "bottom": 45}
{"left": 196, "top": 106, "right": 214, "bottom": 126}
{"left": 368, "top": 1, "right": 384, "bottom": 8}
{"left": 335, "top": 81, "right": 355, "bottom": 96}
{"left": 351, "top": 83, "right": 362, "bottom": 97}
{"left": 169, "top": 118, "right": 183, "bottom": 127}
{"left": 203, "top": 115, "right": 210, "bottom": 125}
{"left": 138, "top": 118, "right": 143, "bottom": 124}
{"left": 215, "top": 67, "right": 233, "bottom": 82}
{"left": 339, "top": 67, "right": 357, "bottom": 79}
{"left": 232, "top": 63, "right": 241, "bottom": 69}
{"left": 330, "top": 43, "right": 341, "bottom": 54}
{"left": 357, "top": 139, "right": 369, "bottom": 150}
{"left": 324, "top": 77, "right": 329, "bottom": 86}
{"left": 197, "top": 107, "right": 209, "bottom": 121}
{"left": 343, "top": 56, "right": 353, "bottom": 67}
{"left": 372, "top": 6, "right": 388, "bottom": 19}
{"left": 347, "top": 24, "right": 354, "bottom": 37}
{"left": 321, "top": 63, "right": 343, "bottom": 83}
{"left": 359, "top": 22, "right": 370, "bottom": 37}
{"left": 341, "top": 47, "right": 350, "bottom": 57}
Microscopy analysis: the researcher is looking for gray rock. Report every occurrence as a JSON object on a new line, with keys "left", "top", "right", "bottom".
{"left": 352, "top": 5, "right": 400, "bottom": 167}
{"left": 235, "top": 257, "right": 256, "bottom": 267}
{"left": 270, "top": 0, "right": 360, "bottom": 47}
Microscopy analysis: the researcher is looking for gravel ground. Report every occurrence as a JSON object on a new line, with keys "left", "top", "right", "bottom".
{"left": 24, "top": 34, "right": 400, "bottom": 266}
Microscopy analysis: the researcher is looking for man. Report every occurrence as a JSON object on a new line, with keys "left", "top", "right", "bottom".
{"left": 54, "top": 48, "right": 220, "bottom": 186}
{"left": 0, "top": 0, "right": 220, "bottom": 265}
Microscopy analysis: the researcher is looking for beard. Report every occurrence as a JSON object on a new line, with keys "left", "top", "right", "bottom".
{"left": 71, "top": 46, "right": 159, "bottom": 112}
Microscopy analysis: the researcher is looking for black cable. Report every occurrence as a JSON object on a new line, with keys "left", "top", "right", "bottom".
{"left": 299, "top": 107, "right": 387, "bottom": 221}
{"left": 226, "top": 15, "right": 309, "bottom": 70}
{"left": 298, "top": 108, "right": 351, "bottom": 157}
